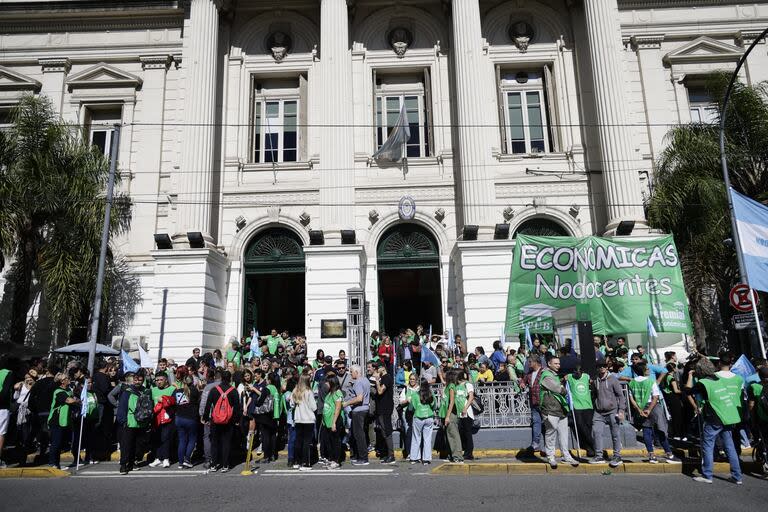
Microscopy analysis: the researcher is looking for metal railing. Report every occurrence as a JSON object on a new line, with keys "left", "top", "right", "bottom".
{"left": 394, "top": 381, "right": 632, "bottom": 429}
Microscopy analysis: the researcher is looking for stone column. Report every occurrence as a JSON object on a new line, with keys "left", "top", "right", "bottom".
{"left": 175, "top": 0, "right": 220, "bottom": 246}
{"left": 38, "top": 57, "right": 70, "bottom": 114}
{"left": 319, "top": 0, "right": 355, "bottom": 240}
{"left": 583, "top": 0, "right": 646, "bottom": 234}
{"left": 450, "top": 0, "right": 494, "bottom": 233}
{"left": 631, "top": 35, "right": 668, "bottom": 162}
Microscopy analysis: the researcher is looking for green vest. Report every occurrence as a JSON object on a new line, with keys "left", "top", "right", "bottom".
{"left": 127, "top": 392, "right": 140, "bottom": 428}
{"left": 412, "top": 392, "right": 436, "bottom": 419}
{"left": 405, "top": 387, "right": 418, "bottom": 412}
{"left": 438, "top": 383, "right": 455, "bottom": 418}
{"left": 226, "top": 349, "right": 242, "bottom": 365}
{"left": 267, "top": 336, "right": 280, "bottom": 355}
{"left": 469, "top": 370, "right": 479, "bottom": 384}
{"left": 700, "top": 375, "right": 743, "bottom": 426}
{"left": 267, "top": 384, "right": 281, "bottom": 419}
{"left": 86, "top": 391, "right": 98, "bottom": 419}
{"left": 0, "top": 369, "right": 10, "bottom": 393}
{"left": 151, "top": 385, "right": 175, "bottom": 404}
{"left": 661, "top": 373, "right": 675, "bottom": 394}
{"left": 540, "top": 369, "right": 569, "bottom": 413}
{"left": 322, "top": 390, "right": 343, "bottom": 428}
{"left": 566, "top": 374, "right": 593, "bottom": 410}
{"left": 48, "top": 388, "right": 71, "bottom": 428}
{"left": 454, "top": 383, "right": 469, "bottom": 415}
{"left": 629, "top": 377, "right": 654, "bottom": 409}
{"left": 750, "top": 383, "right": 768, "bottom": 422}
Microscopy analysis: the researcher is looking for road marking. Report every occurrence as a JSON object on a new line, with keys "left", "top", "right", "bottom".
{"left": 261, "top": 472, "right": 393, "bottom": 477}
{"left": 261, "top": 468, "right": 394, "bottom": 474}
{"left": 73, "top": 473, "right": 201, "bottom": 478}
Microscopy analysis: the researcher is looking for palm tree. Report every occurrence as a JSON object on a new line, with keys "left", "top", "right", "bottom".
{"left": 647, "top": 73, "right": 768, "bottom": 350}
{"left": 0, "top": 95, "right": 133, "bottom": 346}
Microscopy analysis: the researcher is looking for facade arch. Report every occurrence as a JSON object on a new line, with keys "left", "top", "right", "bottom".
{"left": 231, "top": 10, "right": 320, "bottom": 58}
{"left": 365, "top": 210, "right": 449, "bottom": 259}
{"left": 229, "top": 215, "right": 309, "bottom": 263}
{"left": 509, "top": 206, "right": 583, "bottom": 237}
{"left": 353, "top": 5, "right": 447, "bottom": 51}
{"left": 482, "top": 0, "right": 571, "bottom": 46}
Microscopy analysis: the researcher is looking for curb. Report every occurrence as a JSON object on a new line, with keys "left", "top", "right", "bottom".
{"left": 44, "top": 448, "right": 665, "bottom": 464}
{"left": 431, "top": 461, "right": 760, "bottom": 476}
{"left": 0, "top": 467, "right": 70, "bottom": 478}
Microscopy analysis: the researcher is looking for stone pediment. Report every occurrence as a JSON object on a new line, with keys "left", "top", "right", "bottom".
{"left": 0, "top": 65, "right": 41, "bottom": 91}
{"left": 66, "top": 63, "right": 143, "bottom": 90}
{"left": 664, "top": 36, "right": 742, "bottom": 65}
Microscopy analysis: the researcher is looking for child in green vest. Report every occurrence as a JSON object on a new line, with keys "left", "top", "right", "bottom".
{"left": 628, "top": 362, "right": 680, "bottom": 464}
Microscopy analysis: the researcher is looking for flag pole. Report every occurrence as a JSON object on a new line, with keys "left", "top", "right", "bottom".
{"left": 566, "top": 382, "right": 582, "bottom": 459}
{"left": 720, "top": 27, "right": 768, "bottom": 358}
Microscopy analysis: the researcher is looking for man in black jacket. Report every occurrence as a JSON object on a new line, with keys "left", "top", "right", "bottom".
{"left": 203, "top": 370, "right": 240, "bottom": 472}
{"left": 92, "top": 361, "right": 113, "bottom": 459}
{"left": 28, "top": 366, "right": 56, "bottom": 461}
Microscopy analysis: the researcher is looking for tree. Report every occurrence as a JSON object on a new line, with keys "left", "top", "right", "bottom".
{"left": 647, "top": 73, "right": 768, "bottom": 350}
{"left": 0, "top": 95, "right": 133, "bottom": 345}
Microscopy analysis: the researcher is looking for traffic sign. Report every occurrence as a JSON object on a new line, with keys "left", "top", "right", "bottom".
{"left": 731, "top": 312, "right": 766, "bottom": 330}
{"left": 729, "top": 284, "right": 759, "bottom": 313}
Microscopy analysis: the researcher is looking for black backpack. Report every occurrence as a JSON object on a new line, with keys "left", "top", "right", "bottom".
{"left": 133, "top": 389, "right": 154, "bottom": 424}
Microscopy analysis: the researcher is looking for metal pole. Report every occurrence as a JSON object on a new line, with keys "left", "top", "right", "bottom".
{"left": 86, "top": 124, "right": 121, "bottom": 376}
{"left": 719, "top": 27, "right": 768, "bottom": 357}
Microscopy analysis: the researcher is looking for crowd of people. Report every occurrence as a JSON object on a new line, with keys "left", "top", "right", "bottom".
{"left": 0, "top": 327, "right": 766, "bottom": 485}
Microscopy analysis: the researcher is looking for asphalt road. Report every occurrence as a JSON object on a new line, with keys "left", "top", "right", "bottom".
{"left": 1, "top": 462, "right": 767, "bottom": 512}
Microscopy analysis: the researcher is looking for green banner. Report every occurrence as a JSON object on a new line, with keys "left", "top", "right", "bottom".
{"left": 505, "top": 235, "right": 692, "bottom": 336}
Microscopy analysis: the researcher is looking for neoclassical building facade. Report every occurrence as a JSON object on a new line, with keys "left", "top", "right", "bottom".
{"left": 1, "top": 0, "right": 767, "bottom": 360}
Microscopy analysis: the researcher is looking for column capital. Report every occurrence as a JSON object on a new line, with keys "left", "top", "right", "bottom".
{"left": 629, "top": 34, "right": 665, "bottom": 51}
{"left": 39, "top": 57, "right": 71, "bottom": 73}
{"left": 140, "top": 55, "right": 173, "bottom": 70}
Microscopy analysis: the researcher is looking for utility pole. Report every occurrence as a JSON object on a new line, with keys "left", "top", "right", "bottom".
{"left": 86, "top": 124, "right": 121, "bottom": 375}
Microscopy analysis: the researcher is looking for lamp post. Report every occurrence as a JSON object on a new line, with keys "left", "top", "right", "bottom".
{"left": 719, "top": 28, "right": 768, "bottom": 358}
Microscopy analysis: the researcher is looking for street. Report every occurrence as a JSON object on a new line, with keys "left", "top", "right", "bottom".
{"left": 2, "top": 462, "right": 767, "bottom": 512}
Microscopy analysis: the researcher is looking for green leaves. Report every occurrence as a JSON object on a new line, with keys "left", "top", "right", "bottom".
{"left": 0, "top": 95, "right": 133, "bottom": 344}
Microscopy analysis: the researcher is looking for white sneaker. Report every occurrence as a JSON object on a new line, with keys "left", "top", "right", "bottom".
{"left": 149, "top": 459, "right": 162, "bottom": 467}
{"left": 562, "top": 457, "right": 579, "bottom": 467}
{"left": 299, "top": 466, "right": 312, "bottom": 472}
{"left": 162, "top": 459, "right": 170, "bottom": 468}
{"left": 693, "top": 476, "right": 713, "bottom": 484}
{"left": 547, "top": 456, "right": 558, "bottom": 469}
{"left": 327, "top": 462, "right": 339, "bottom": 470}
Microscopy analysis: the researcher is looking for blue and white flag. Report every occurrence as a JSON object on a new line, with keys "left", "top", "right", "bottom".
{"left": 250, "top": 330, "right": 261, "bottom": 359}
{"left": 731, "top": 354, "right": 757, "bottom": 381}
{"left": 524, "top": 324, "right": 533, "bottom": 351}
{"left": 421, "top": 344, "right": 440, "bottom": 366}
{"left": 647, "top": 317, "right": 658, "bottom": 338}
{"left": 565, "top": 381, "right": 574, "bottom": 409}
{"left": 121, "top": 350, "right": 140, "bottom": 374}
{"left": 80, "top": 379, "right": 89, "bottom": 416}
{"left": 731, "top": 188, "right": 768, "bottom": 293}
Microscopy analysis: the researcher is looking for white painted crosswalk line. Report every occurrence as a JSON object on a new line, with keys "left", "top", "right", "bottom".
{"left": 261, "top": 468, "right": 395, "bottom": 477}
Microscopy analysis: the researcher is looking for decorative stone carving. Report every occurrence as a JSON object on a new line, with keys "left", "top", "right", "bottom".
{"left": 503, "top": 206, "right": 515, "bottom": 222}
{"left": 368, "top": 209, "right": 379, "bottom": 224}
{"left": 508, "top": 20, "right": 535, "bottom": 53}
{"left": 434, "top": 208, "right": 446, "bottom": 222}
{"left": 299, "top": 211, "right": 311, "bottom": 226}
{"left": 266, "top": 31, "right": 292, "bottom": 63}
{"left": 388, "top": 27, "right": 413, "bottom": 58}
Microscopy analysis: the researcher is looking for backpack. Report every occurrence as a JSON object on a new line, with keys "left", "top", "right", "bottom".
{"left": 211, "top": 385, "right": 234, "bottom": 425}
{"left": 133, "top": 389, "right": 154, "bottom": 424}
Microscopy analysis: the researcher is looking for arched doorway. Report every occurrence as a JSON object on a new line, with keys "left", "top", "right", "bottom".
{"left": 242, "top": 227, "right": 305, "bottom": 337}
{"left": 377, "top": 223, "right": 442, "bottom": 336}
{"left": 513, "top": 217, "right": 570, "bottom": 237}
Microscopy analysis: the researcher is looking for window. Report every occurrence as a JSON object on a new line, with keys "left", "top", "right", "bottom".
{"left": 251, "top": 76, "right": 306, "bottom": 164}
{"left": 687, "top": 86, "right": 718, "bottom": 124}
{"left": 374, "top": 72, "right": 431, "bottom": 158}
{"left": 0, "top": 107, "right": 12, "bottom": 132}
{"left": 499, "top": 71, "right": 551, "bottom": 154}
{"left": 85, "top": 107, "right": 122, "bottom": 157}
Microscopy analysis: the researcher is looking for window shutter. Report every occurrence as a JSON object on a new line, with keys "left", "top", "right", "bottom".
{"left": 249, "top": 75, "right": 257, "bottom": 162}
{"left": 298, "top": 73, "right": 308, "bottom": 161}
{"left": 495, "top": 64, "right": 507, "bottom": 154}
{"left": 542, "top": 64, "right": 560, "bottom": 153}
{"left": 423, "top": 67, "right": 434, "bottom": 157}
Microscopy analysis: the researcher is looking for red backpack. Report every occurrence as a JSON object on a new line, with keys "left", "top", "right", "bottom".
{"left": 211, "top": 385, "right": 234, "bottom": 425}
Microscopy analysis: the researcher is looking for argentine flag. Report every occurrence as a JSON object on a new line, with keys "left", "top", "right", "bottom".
{"left": 731, "top": 188, "right": 768, "bottom": 293}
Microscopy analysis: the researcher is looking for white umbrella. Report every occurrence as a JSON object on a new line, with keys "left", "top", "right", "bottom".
{"left": 54, "top": 342, "right": 120, "bottom": 356}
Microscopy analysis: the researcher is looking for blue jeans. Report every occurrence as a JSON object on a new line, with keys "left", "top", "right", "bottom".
{"left": 287, "top": 425, "right": 296, "bottom": 463}
{"left": 48, "top": 424, "right": 70, "bottom": 468}
{"left": 175, "top": 416, "right": 198, "bottom": 463}
{"left": 530, "top": 405, "right": 542, "bottom": 449}
{"left": 642, "top": 426, "right": 671, "bottom": 454}
{"left": 701, "top": 421, "right": 742, "bottom": 481}
{"left": 410, "top": 417, "right": 434, "bottom": 462}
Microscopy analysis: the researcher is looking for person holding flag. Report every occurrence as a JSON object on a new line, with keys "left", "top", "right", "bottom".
{"left": 539, "top": 357, "right": 579, "bottom": 468}
{"left": 70, "top": 377, "right": 98, "bottom": 468}
{"left": 565, "top": 368, "right": 596, "bottom": 458}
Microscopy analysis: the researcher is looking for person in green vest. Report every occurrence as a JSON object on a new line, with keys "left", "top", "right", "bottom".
{"left": 409, "top": 380, "right": 437, "bottom": 465}
{"left": 748, "top": 366, "right": 768, "bottom": 473}
{"left": 628, "top": 361, "right": 680, "bottom": 465}
{"left": 540, "top": 357, "right": 578, "bottom": 468}
{"left": 399, "top": 373, "right": 419, "bottom": 459}
{"left": 565, "top": 368, "right": 596, "bottom": 458}
{"left": 148, "top": 371, "right": 176, "bottom": 468}
{"left": 267, "top": 329, "right": 282, "bottom": 356}
{"left": 47, "top": 372, "right": 80, "bottom": 469}
{"left": 440, "top": 369, "right": 463, "bottom": 463}
{"left": 312, "top": 349, "right": 326, "bottom": 370}
{"left": 226, "top": 340, "right": 242, "bottom": 368}
{"left": 321, "top": 375, "right": 344, "bottom": 469}
{"left": 0, "top": 363, "right": 16, "bottom": 470}
{"left": 69, "top": 376, "right": 99, "bottom": 467}
{"left": 117, "top": 371, "right": 149, "bottom": 474}
{"left": 687, "top": 352, "right": 744, "bottom": 484}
